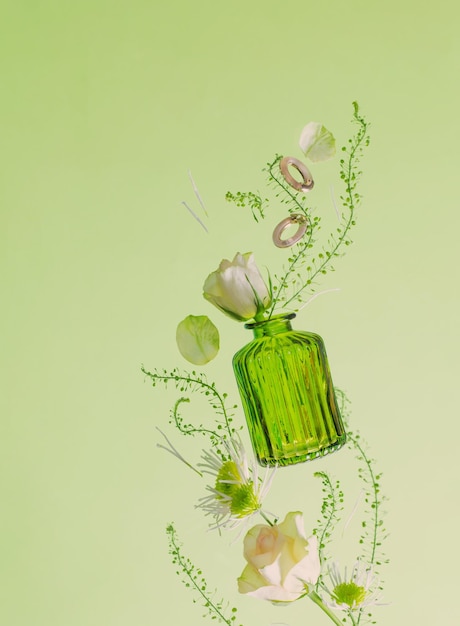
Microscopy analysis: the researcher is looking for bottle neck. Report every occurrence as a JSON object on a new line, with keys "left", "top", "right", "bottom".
{"left": 245, "top": 313, "right": 296, "bottom": 338}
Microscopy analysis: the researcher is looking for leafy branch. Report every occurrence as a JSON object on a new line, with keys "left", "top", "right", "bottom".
{"left": 167, "top": 523, "right": 244, "bottom": 625}
{"left": 265, "top": 156, "right": 321, "bottom": 314}
{"left": 271, "top": 103, "right": 370, "bottom": 311}
{"left": 225, "top": 102, "right": 370, "bottom": 316}
{"left": 225, "top": 190, "right": 267, "bottom": 222}
{"left": 336, "top": 389, "right": 388, "bottom": 626}
{"left": 313, "top": 471, "right": 344, "bottom": 590}
{"left": 336, "top": 390, "right": 388, "bottom": 573}
{"left": 348, "top": 430, "right": 388, "bottom": 572}
{"left": 141, "top": 366, "right": 240, "bottom": 459}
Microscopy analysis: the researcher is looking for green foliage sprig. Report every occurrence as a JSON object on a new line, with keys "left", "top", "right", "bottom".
{"left": 336, "top": 390, "right": 388, "bottom": 577}
{"left": 141, "top": 365, "right": 239, "bottom": 459}
{"left": 167, "top": 523, "right": 244, "bottom": 626}
{"left": 313, "top": 471, "right": 344, "bottom": 589}
{"left": 349, "top": 430, "right": 388, "bottom": 575}
{"left": 226, "top": 102, "right": 370, "bottom": 316}
{"left": 271, "top": 103, "right": 369, "bottom": 313}
{"left": 225, "top": 190, "right": 267, "bottom": 222}
{"left": 336, "top": 390, "right": 388, "bottom": 626}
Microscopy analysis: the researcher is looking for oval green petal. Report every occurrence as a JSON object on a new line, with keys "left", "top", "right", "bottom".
{"left": 299, "top": 122, "right": 336, "bottom": 162}
{"left": 176, "top": 315, "right": 220, "bottom": 365}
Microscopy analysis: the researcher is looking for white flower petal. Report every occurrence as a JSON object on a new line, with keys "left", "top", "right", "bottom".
{"left": 245, "top": 584, "right": 303, "bottom": 602}
{"left": 176, "top": 315, "right": 220, "bottom": 365}
{"left": 283, "top": 537, "right": 321, "bottom": 588}
{"left": 299, "top": 122, "right": 336, "bottom": 162}
{"left": 239, "top": 512, "right": 320, "bottom": 603}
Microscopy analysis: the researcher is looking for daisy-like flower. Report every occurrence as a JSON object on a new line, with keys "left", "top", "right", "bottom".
{"left": 197, "top": 436, "right": 276, "bottom": 531}
{"left": 324, "top": 561, "right": 383, "bottom": 611}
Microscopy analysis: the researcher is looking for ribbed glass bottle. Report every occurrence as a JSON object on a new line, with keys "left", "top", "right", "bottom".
{"left": 232, "top": 313, "right": 346, "bottom": 467}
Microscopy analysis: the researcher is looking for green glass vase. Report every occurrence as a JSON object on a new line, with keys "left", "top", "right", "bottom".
{"left": 232, "top": 313, "right": 346, "bottom": 467}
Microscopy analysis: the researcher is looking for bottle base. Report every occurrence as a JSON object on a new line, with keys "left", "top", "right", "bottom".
{"left": 255, "top": 434, "right": 347, "bottom": 467}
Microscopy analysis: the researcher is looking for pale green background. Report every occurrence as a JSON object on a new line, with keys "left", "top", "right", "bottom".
{"left": 1, "top": 1, "right": 459, "bottom": 625}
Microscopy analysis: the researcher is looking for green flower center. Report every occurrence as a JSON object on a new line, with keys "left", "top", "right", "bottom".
{"left": 229, "top": 484, "right": 260, "bottom": 517}
{"left": 332, "top": 582, "right": 367, "bottom": 608}
{"left": 214, "top": 460, "right": 259, "bottom": 518}
{"left": 215, "top": 461, "right": 241, "bottom": 497}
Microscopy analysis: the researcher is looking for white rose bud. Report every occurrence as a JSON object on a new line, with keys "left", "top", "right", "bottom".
{"left": 203, "top": 252, "right": 271, "bottom": 322}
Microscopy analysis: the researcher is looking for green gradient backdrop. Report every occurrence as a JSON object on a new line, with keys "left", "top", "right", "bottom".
{"left": 1, "top": 1, "right": 459, "bottom": 624}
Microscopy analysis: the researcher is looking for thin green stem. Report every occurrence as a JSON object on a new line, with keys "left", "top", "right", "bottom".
{"left": 269, "top": 104, "right": 369, "bottom": 312}
{"left": 348, "top": 610, "right": 359, "bottom": 626}
{"left": 167, "top": 525, "right": 236, "bottom": 626}
{"left": 347, "top": 432, "right": 380, "bottom": 626}
{"left": 308, "top": 590, "right": 343, "bottom": 626}
{"left": 283, "top": 216, "right": 352, "bottom": 309}
{"left": 284, "top": 114, "right": 368, "bottom": 309}
{"left": 141, "top": 366, "right": 236, "bottom": 448}
{"left": 348, "top": 433, "right": 380, "bottom": 567}
{"left": 171, "top": 398, "right": 219, "bottom": 440}
{"left": 265, "top": 158, "right": 316, "bottom": 316}
{"left": 313, "top": 470, "right": 343, "bottom": 590}
{"left": 268, "top": 235, "right": 315, "bottom": 316}
{"left": 315, "top": 472, "right": 338, "bottom": 560}
{"left": 259, "top": 510, "right": 275, "bottom": 526}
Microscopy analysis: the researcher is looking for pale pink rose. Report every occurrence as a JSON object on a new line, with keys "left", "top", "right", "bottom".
{"left": 238, "top": 511, "right": 320, "bottom": 602}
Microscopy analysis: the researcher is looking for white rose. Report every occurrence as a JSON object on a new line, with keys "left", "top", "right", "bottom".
{"left": 203, "top": 252, "right": 271, "bottom": 322}
{"left": 238, "top": 511, "right": 320, "bottom": 602}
